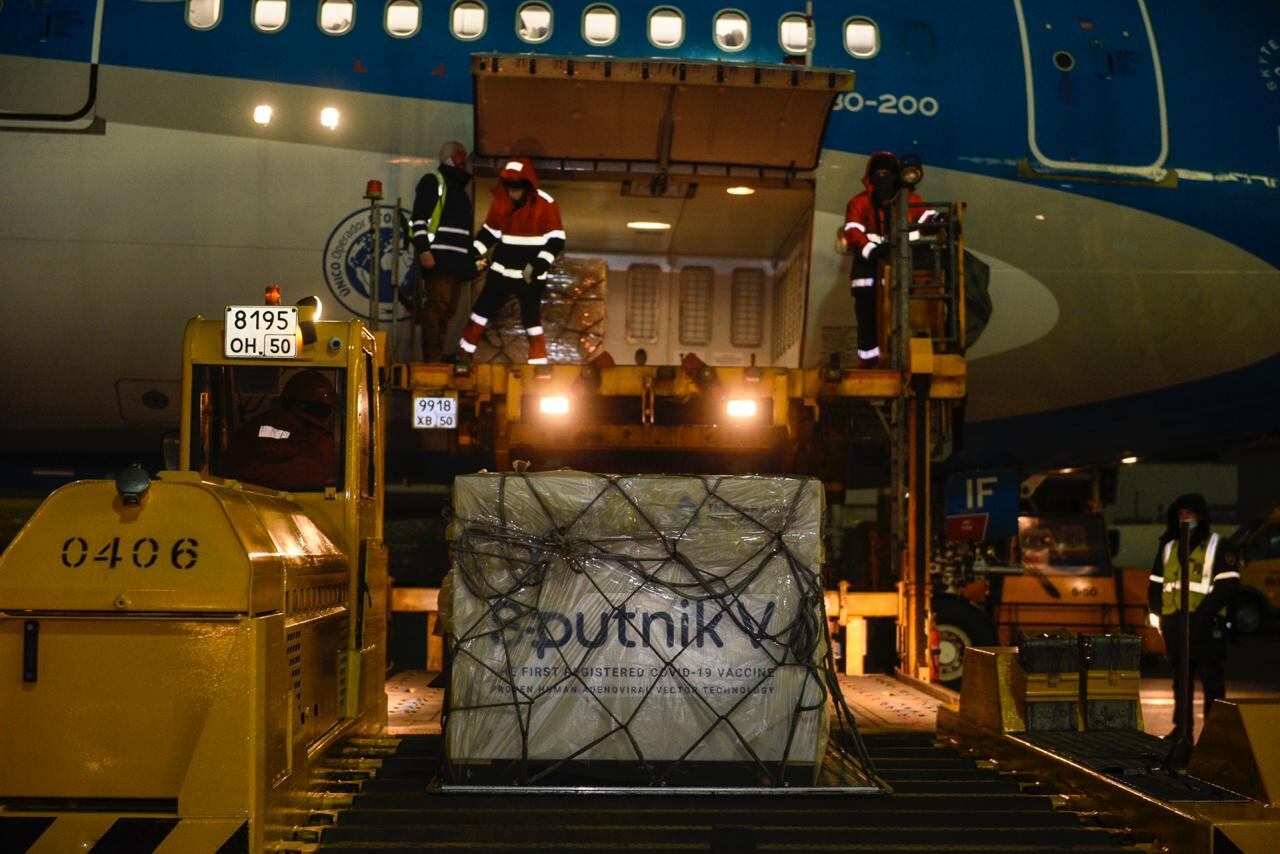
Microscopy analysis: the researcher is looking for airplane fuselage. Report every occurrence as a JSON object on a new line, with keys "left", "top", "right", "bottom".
{"left": 1, "top": 1, "right": 1277, "bottom": 460}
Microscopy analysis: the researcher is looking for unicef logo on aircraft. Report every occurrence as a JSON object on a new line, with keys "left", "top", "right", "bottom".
{"left": 323, "top": 208, "right": 415, "bottom": 322}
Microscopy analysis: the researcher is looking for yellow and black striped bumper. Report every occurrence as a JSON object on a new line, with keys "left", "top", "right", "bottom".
{"left": 0, "top": 815, "right": 247, "bottom": 853}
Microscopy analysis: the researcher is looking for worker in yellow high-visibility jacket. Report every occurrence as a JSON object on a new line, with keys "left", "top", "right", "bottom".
{"left": 1147, "top": 493, "right": 1241, "bottom": 738}
{"left": 408, "top": 141, "right": 476, "bottom": 362}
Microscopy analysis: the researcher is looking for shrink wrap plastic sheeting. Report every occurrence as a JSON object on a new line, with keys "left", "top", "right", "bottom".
{"left": 447, "top": 471, "right": 857, "bottom": 787}
{"left": 473, "top": 257, "right": 606, "bottom": 364}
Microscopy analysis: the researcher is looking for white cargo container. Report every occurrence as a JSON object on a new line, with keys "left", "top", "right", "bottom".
{"left": 446, "top": 471, "right": 829, "bottom": 785}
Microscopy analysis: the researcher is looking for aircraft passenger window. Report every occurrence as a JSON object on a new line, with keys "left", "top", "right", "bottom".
{"left": 186, "top": 0, "right": 222, "bottom": 30}
{"left": 679, "top": 267, "right": 713, "bottom": 346}
{"left": 516, "top": 2, "right": 552, "bottom": 44}
{"left": 730, "top": 268, "right": 765, "bottom": 348}
{"left": 319, "top": 0, "right": 355, "bottom": 35}
{"left": 714, "top": 10, "right": 749, "bottom": 52}
{"left": 252, "top": 0, "right": 288, "bottom": 32}
{"left": 451, "top": 1, "right": 487, "bottom": 40}
{"left": 583, "top": 4, "right": 619, "bottom": 47}
{"left": 385, "top": 0, "right": 421, "bottom": 37}
{"left": 626, "top": 264, "right": 662, "bottom": 344}
{"left": 843, "top": 17, "right": 878, "bottom": 58}
{"left": 648, "top": 7, "right": 684, "bottom": 49}
{"left": 778, "top": 13, "right": 809, "bottom": 55}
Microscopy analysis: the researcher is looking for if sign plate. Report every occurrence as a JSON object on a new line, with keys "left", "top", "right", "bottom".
{"left": 944, "top": 469, "right": 1019, "bottom": 540}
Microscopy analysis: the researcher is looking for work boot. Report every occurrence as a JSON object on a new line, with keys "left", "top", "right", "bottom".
{"left": 459, "top": 316, "right": 486, "bottom": 354}
{"left": 527, "top": 333, "right": 548, "bottom": 365}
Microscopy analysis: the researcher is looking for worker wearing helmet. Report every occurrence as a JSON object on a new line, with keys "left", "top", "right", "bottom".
{"left": 458, "top": 157, "right": 565, "bottom": 365}
{"left": 1147, "top": 493, "right": 1241, "bottom": 738}
{"left": 406, "top": 141, "right": 476, "bottom": 362}
{"left": 836, "top": 152, "right": 941, "bottom": 368}
{"left": 221, "top": 370, "right": 339, "bottom": 491}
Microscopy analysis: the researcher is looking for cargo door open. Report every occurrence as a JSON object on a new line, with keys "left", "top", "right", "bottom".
{"left": 469, "top": 56, "right": 852, "bottom": 372}
{"left": 472, "top": 54, "right": 852, "bottom": 172}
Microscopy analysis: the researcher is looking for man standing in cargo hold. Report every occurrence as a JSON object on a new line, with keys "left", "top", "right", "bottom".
{"left": 408, "top": 141, "right": 476, "bottom": 362}
{"left": 1147, "top": 493, "right": 1241, "bottom": 736}
{"left": 458, "top": 158, "right": 565, "bottom": 364}
{"left": 837, "top": 151, "right": 939, "bottom": 368}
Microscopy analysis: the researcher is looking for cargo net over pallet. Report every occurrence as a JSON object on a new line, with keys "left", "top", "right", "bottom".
{"left": 474, "top": 257, "right": 606, "bottom": 364}
{"left": 445, "top": 471, "right": 883, "bottom": 792}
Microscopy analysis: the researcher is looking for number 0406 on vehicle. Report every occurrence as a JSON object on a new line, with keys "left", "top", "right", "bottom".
{"left": 413, "top": 394, "right": 457, "bottom": 429}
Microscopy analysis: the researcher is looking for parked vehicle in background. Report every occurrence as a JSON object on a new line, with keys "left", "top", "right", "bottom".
{"left": 931, "top": 513, "right": 1153, "bottom": 689}
{"left": 1228, "top": 508, "right": 1280, "bottom": 634}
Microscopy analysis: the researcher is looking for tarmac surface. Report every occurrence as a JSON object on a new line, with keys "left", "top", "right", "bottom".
{"left": 1139, "top": 622, "right": 1280, "bottom": 739}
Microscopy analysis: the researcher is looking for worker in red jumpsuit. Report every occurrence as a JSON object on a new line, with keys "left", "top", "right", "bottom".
{"left": 222, "top": 370, "right": 337, "bottom": 490}
{"left": 837, "top": 151, "right": 940, "bottom": 367}
{"left": 458, "top": 158, "right": 566, "bottom": 364}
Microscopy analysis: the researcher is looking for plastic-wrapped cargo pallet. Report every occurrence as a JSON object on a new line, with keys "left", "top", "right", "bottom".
{"left": 473, "top": 257, "right": 606, "bottom": 364}
{"left": 446, "top": 471, "right": 830, "bottom": 786}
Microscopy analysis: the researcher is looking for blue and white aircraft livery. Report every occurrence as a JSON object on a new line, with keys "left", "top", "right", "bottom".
{"left": 1, "top": 1, "right": 1277, "bottom": 467}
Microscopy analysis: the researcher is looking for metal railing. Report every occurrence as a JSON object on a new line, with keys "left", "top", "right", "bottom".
{"left": 892, "top": 199, "right": 966, "bottom": 358}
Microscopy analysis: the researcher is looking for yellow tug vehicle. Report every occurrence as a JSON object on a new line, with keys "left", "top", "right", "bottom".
{"left": 0, "top": 305, "right": 389, "bottom": 852}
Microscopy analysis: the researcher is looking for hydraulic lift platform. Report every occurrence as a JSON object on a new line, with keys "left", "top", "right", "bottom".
{"left": 277, "top": 672, "right": 1144, "bottom": 853}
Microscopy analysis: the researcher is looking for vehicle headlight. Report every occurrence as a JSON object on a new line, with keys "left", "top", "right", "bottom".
{"left": 539, "top": 396, "right": 570, "bottom": 416}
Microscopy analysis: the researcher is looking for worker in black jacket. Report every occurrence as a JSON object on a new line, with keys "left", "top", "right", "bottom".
{"left": 408, "top": 141, "right": 475, "bottom": 361}
{"left": 1147, "top": 493, "right": 1241, "bottom": 735}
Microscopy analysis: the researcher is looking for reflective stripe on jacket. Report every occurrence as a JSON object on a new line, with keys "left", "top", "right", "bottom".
{"left": 1156, "top": 533, "right": 1223, "bottom": 615}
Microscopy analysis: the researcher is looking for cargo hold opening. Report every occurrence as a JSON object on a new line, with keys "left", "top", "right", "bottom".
{"left": 471, "top": 54, "right": 853, "bottom": 369}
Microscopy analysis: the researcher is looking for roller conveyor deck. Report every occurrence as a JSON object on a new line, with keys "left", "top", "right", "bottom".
{"left": 309, "top": 733, "right": 1141, "bottom": 853}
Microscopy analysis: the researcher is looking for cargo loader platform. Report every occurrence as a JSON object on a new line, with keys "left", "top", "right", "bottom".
{"left": 282, "top": 676, "right": 1141, "bottom": 854}
{"left": 304, "top": 733, "right": 1139, "bottom": 853}
{"left": 935, "top": 646, "right": 1280, "bottom": 853}
{"left": 938, "top": 705, "right": 1280, "bottom": 854}
{"left": 251, "top": 672, "right": 1141, "bottom": 852}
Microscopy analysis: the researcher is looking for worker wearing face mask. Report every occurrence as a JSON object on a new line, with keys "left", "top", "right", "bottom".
{"left": 836, "top": 151, "right": 940, "bottom": 368}
{"left": 407, "top": 141, "right": 476, "bottom": 362}
{"left": 1147, "top": 493, "right": 1241, "bottom": 738}
{"left": 458, "top": 158, "right": 565, "bottom": 365}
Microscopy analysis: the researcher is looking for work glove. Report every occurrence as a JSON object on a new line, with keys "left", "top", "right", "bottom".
{"left": 861, "top": 234, "right": 886, "bottom": 261}
{"left": 524, "top": 257, "right": 551, "bottom": 283}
